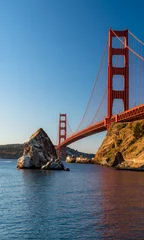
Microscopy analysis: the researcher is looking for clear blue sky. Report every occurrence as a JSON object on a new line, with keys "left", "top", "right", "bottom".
{"left": 0, "top": 0, "right": 143, "bottom": 153}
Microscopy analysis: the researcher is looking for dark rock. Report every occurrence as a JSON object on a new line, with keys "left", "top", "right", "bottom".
{"left": 41, "top": 159, "right": 65, "bottom": 170}
{"left": 112, "top": 152, "right": 125, "bottom": 167}
{"left": 65, "top": 167, "right": 70, "bottom": 171}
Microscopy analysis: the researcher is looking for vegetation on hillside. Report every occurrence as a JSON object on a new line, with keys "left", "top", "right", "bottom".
{"left": 0, "top": 144, "right": 24, "bottom": 159}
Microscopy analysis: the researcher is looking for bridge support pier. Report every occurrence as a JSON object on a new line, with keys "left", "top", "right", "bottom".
{"left": 104, "top": 114, "right": 118, "bottom": 130}
{"left": 104, "top": 117, "right": 111, "bottom": 130}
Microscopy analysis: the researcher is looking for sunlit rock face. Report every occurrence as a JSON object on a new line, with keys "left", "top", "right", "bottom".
{"left": 94, "top": 120, "right": 144, "bottom": 170}
{"left": 17, "top": 128, "right": 57, "bottom": 169}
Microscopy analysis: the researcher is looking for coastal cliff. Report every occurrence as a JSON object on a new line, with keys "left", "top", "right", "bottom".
{"left": 94, "top": 120, "right": 144, "bottom": 170}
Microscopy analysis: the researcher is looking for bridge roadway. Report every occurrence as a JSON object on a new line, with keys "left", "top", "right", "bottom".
{"left": 58, "top": 104, "right": 144, "bottom": 148}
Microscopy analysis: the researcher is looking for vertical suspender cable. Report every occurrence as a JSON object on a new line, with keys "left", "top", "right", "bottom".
{"left": 138, "top": 43, "right": 141, "bottom": 105}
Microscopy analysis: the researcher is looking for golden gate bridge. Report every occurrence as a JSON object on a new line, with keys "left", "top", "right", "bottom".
{"left": 56, "top": 28, "right": 144, "bottom": 157}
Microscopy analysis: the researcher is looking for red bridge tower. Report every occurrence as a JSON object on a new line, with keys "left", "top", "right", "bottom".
{"left": 107, "top": 29, "right": 129, "bottom": 125}
{"left": 58, "top": 113, "right": 67, "bottom": 158}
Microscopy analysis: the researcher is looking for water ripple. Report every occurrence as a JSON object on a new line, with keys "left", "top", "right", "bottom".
{"left": 0, "top": 160, "right": 144, "bottom": 239}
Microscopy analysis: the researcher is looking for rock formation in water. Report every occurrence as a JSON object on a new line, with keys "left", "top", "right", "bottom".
{"left": 17, "top": 128, "right": 65, "bottom": 170}
{"left": 94, "top": 120, "right": 144, "bottom": 170}
{"left": 41, "top": 159, "right": 69, "bottom": 170}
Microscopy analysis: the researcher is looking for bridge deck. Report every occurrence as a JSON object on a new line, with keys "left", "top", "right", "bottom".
{"left": 58, "top": 104, "right": 144, "bottom": 148}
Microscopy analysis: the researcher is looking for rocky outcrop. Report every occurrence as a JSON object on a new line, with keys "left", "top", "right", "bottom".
{"left": 41, "top": 159, "right": 64, "bottom": 170}
{"left": 41, "top": 159, "right": 70, "bottom": 171}
{"left": 94, "top": 120, "right": 144, "bottom": 170}
{"left": 17, "top": 128, "right": 57, "bottom": 169}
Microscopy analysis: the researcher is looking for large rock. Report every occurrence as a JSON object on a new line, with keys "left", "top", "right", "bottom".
{"left": 17, "top": 128, "right": 57, "bottom": 169}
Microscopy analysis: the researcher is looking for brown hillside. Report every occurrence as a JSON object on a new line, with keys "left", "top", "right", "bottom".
{"left": 94, "top": 120, "right": 144, "bottom": 166}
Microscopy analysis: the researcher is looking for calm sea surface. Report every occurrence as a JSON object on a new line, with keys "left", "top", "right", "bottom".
{"left": 0, "top": 159, "right": 144, "bottom": 240}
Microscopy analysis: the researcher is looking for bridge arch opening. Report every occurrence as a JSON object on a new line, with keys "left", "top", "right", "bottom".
{"left": 60, "top": 129, "right": 65, "bottom": 135}
{"left": 60, "top": 122, "right": 65, "bottom": 127}
{"left": 112, "top": 75, "right": 124, "bottom": 91}
{"left": 112, "top": 36, "right": 125, "bottom": 49}
{"left": 112, "top": 99, "right": 124, "bottom": 115}
{"left": 112, "top": 55, "right": 124, "bottom": 68}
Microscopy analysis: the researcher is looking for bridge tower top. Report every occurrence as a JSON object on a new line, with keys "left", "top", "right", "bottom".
{"left": 107, "top": 28, "right": 129, "bottom": 119}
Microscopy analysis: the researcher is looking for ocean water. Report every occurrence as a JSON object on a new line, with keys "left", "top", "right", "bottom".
{"left": 0, "top": 159, "right": 144, "bottom": 240}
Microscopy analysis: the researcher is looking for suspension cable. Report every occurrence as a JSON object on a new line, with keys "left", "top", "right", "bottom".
{"left": 128, "top": 30, "right": 144, "bottom": 45}
{"left": 76, "top": 39, "right": 108, "bottom": 132}
{"left": 90, "top": 88, "right": 107, "bottom": 125}
{"left": 56, "top": 126, "right": 59, "bottom": 145}
{"left": 138, "top": 43, "right": 141, "bottom": 105}
{"left": 67, "top": 116, "right": 73, "bottom": 134}
{"left": 111, "top": 28, "right": 144, "bottom": 61}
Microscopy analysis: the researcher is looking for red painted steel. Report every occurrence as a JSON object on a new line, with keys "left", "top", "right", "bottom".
{"left": 58, "top": 121, "right": 106, "bottom": 147}
{"left": 58, "top": 114, "right": 67, "bottom": 157}
{"left": 57, "top": 104, "right": 144, "bottom": 149}
{"left": 57, "top": 28, "right": 144, "bottom": 151}
{"left": 107, "top": 29, "right": 129, "bottom": 119}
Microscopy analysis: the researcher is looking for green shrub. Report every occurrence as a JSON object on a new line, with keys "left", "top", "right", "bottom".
{"left": 130, "top": 146, "right": 137, "bottom": 153}
{"left": 112, "top": 143, "right": 115, "bottom": 148}
{"left": 133, "top": 122, "right": 141, "bottom": 139}
{"left": 129, "top": 138, "right": 136, "bottom": 146}
{"left": 117, "top": 139, "right": 122, "bottom": 146}
{"left": 117, "top": 123, "right": 127, "bottom": 130}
